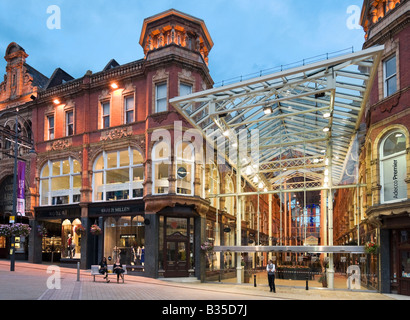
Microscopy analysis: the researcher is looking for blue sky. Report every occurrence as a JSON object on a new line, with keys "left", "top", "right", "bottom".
{"left": 0, "top": 0, "right": 366, "bottom": 85}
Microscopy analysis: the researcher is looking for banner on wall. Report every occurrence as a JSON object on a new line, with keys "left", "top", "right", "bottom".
{"left": 383, "top": 155, "right": 406, "bottom": 202}
{"left": 17, "top": 161, "right": 26, "bottom": 216}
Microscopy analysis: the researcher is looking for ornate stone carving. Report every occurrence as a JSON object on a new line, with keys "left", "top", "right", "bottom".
{"left": 100, "top": 126, "right": 133, "bottom": 141}
{"left": 47, "top": 138, "right": 72, "bottom": 151}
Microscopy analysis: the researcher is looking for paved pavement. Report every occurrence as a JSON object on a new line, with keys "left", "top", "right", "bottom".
{"left": 0, "top": 260, "right": 408, "bottom": 312}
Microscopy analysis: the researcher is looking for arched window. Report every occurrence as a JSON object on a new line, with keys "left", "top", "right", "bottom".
{"left": 207, "top": 162, "right": 220, "bottom": 208}
{"left": 152, "top": 141, "right": 170, "bottom": 195}
{"left": 380, "top": 130, "right": 407, "bottom": 203}
{"left": 224, "top": 176, "right": 235, "bottom": 214}
{"left": 40, "top": 157, "right": 81, "bottom": 206}
{"left": 175, "top": 141, "right": 195, "bottom": 196}
{"left": 93, "top": 147, "right": 144, "bottom": 201}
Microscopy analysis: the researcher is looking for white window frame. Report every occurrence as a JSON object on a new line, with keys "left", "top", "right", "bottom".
{"left": 175, "top": 141, "right": 195, "bottom": 196}
{"left": 152, "top": 141, "right": 171, "bottom": 195}
{"left": 155, "top": 83, "right": 167, "bottom": 113}
{"left": 39, "top": 157, "right": 81, "bottom": 206}
{"left": 379, "top": 130, "right": 407, "bottom": 204}
{"left": 47, "top": 115, "right": 54, "bottom": 140}
{"left": 384, "top": 55, "right": 397, "bottom": 98}
{"left": 92, "top": 147, "right": 144, "bottom": 202}
{"left": 124, "top": 96, "right": 135, "bottom": 124}
{"left": 102, "top": 102, "right": 110, "bottom": 129}
{"left": 66, "top": 110, "right": 74, "bottom": 136}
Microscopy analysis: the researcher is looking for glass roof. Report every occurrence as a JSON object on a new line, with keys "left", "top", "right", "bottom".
{"left": 170, "top": 46, "right": 384, "bottom": 194}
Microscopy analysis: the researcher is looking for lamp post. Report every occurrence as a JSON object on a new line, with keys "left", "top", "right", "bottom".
{"left": 0, "top": 108, "right": 35, "bottom": 271}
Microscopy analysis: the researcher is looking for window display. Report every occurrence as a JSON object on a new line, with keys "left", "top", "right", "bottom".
{"left": 103, "top": 215, "right": 145, "bottom": 266}
{"left": 62, "top": 218, "right": 82, "bottom": 259}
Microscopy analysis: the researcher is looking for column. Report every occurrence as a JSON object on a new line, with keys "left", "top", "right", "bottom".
{"left": 144, "top": 212, "right": 159, "bottom": 278}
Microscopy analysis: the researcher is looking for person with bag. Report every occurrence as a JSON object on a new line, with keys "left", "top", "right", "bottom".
{"left": 113, "top": 256, "right": 125, "bottom": 283}
{"left": 267, "top": 259, "right": 276, "bottom": 293}
{"left": 99, "top": 257, "right": 110, "bottom": 283}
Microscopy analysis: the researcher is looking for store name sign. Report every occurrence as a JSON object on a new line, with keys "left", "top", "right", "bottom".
{"left": 89, "top": 203, "right": 144, "bottom": 216}
{"left": 383, "top": 155, "right": 406, "bottom": 202}
{"left": 101, "top": 207, "right": 131, "bottom": 214}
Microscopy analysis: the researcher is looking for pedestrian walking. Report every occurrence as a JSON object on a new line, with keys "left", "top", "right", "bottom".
{"left": 267, "top": 259, "right": 276, "bottom": 293}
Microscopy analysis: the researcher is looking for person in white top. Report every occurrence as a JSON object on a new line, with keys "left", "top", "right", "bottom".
{"left": 266, "top": 260, "right": 276, "bottom": 293}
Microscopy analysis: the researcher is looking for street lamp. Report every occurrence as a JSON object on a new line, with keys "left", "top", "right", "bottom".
{"left": 0, "top": 109, "right": 35, "bottom": 271}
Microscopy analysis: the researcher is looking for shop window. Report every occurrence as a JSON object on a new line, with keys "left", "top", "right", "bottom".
{"left": 62, "top": 218, "right": 82, "bottom": 259}
{"left": 380, "top": 130, "right": 407, "bottom": 203}
{"left": 103, "top": 216, "right": 145, "bottom": 266}
{"left": 175, "top": 142, "right": 194, "bottom": 196}
{"left": 152, "top": 141, "right": 170, "bottom": 195}
{"left": 93, "top": 147, "right": 144, "bottom": 202}
{"left": 40, "top": 157, "right": 81, "bottom": 206}
{"left": 384, "top": 55, "right": 397, "bottom": 97}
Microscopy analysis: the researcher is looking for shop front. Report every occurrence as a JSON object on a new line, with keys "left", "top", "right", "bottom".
{"left": 88, "top": 200, "right": 145, "bottom": 270}
{"left": 34, "top": 205, "right": 82, "bottom": 265}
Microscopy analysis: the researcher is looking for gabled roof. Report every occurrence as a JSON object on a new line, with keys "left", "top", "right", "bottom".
{"left": 45, "top": 68, "right": 75, "bottom": 89}
{"left": 170, "top": 46, "right": 384, "bottom": 193}
{"left": 103, "top": 59, "right": 120, "bottom": 71}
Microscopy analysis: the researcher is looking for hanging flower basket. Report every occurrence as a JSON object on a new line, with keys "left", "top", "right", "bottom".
{"left": 74, "top": 225, "right": 86, "bottom": 236}
{"left": 90, "top": 224, "right": 102, "bottom": 236}
{"left": 37, "top": 225, "right": 48, "bottom": 237}
{"left": 365, "top": 241, "right": 379, "bottom": 254}
{"left": 10, "top": 223, "right": 31, "bottom": 237}
{"left": 200, "top": 241, "right": 214, "bottom": 252}
{"left": 0, "top": 225, "right": 11, "bottom": 237}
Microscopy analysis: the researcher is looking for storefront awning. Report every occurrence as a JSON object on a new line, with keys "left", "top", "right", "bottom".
{"left": 170, "top": 46, "right": 384, "bottom": 193}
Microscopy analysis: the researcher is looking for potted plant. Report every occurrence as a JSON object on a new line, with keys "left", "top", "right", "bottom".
{"left": 90, "top": 224, "right": 102, "bottom": 235}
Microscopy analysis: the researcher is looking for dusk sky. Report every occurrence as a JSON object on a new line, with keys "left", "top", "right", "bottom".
{"left": 0, "top": 0, "right": 366, "bottom": 86}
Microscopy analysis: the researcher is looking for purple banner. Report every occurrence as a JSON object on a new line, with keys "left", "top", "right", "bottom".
{"left": 17, "top": 161, "right": 25, "bottom": 199}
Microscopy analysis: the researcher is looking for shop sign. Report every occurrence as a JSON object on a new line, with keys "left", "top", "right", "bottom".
{"left": 89, "top": 203, "right": 144, "bottom": 216}
{"left": 36, "top": 206, "right": 81, "bottom": 219}
{"left": 383, "top": 155, "right": 406, "bottom": 202}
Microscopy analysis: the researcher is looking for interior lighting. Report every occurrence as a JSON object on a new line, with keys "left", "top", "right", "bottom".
{"left": 263, "top": 106, "right": 273, "bottom": 115}
{"left": 323, "top": 127, "right": 330, "bottom": 132}
{"left": 323, "top": 112, "right": 331, "bottom": 118}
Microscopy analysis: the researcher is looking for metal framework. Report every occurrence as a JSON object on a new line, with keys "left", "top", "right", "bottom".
{"left": 170, "top": 46, "right": 384, "bottom": 286}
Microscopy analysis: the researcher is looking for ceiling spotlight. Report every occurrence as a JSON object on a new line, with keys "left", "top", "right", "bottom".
{"left": 323, "top": 112, "right": 331, "bottom": 118}
{"left": 323, "top": 127, "right": 330, "bottom": 132}
{"left": 263, "top": 106, "right": 273, "bottom": 115}
{"left": 223, "top": 130, "right": 230, "bottom": 137}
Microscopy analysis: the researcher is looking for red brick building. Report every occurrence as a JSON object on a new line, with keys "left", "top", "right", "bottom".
{"left": 9, "top": 9, "right": 276, "bottom": 280}
{"left": 334, "top": 0, "right": 410, "bottom": 295}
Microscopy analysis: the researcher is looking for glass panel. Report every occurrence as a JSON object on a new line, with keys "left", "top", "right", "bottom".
{"left": 73, "top": 175, "right": 81, "bottom": 189}
{"left": 167, "top": 242, "right": 176, "bottom": 265}
{"left": 133, "top": 167, "right": 144, "bottom": 182}
{"left": 386, "top": 76, "right": 397, "bottom": 96}
{"left": 126, "top": 111, "right": 134, "bottom": 124}
{"left": 119, "top": 150, "right": 130, "bottom": 167}
{"left": 52, "top": 161, "right": 61, "bottom": 176}
{"left": 107, "top": 152, "right": 117, "bottom": 169}
{"left": 156, "top": 84, "right": 167, "bottom": 113}
{"left": 166, "top": 218, "right": 187, "bottom": 236}
{"left": 176, "top": 162, "right": 192, "bottom": 195}
{"left": 180, "top": 83, "right": 192, "bottom": 96}
{"left": 385, "top": 56, "right": 396, "bottom": 78}
{"left": 106, "top": 168, "right": 130, "bottom": 184}
{"left": 106, "top": 190, "right": 129, "bottom": 201}
{"left": 73, "top": 160, "right": 81, "bottom": 173}
{"left": 178, "top": 242, "right": 186, "bottom": 262}
{"left": 41, "top": 164, "right": 50, "bottom": 178}
{"left": 41, "top": 180, "right": 49, "bottom": 205}
{"left": 383, "top": 132, "right": 406, "bottom": 157}
{"left": 95, "top": 155, "right": 104, "bottom": 170}
{"left": 62, "top": 160, "right": 70, "bottom": 175}
{"left": 51, "top": 176, "right": 70, "bottom": 191}
{"left": 383, "top": 154, "right": 407, "bottom": 202}
{"left": 133, "top": 150, "right": 143, "bottom": 165}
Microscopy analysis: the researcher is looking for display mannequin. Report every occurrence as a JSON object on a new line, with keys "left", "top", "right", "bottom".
{"left": 67, "top": 234, "right": 72, "bottom": 258}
